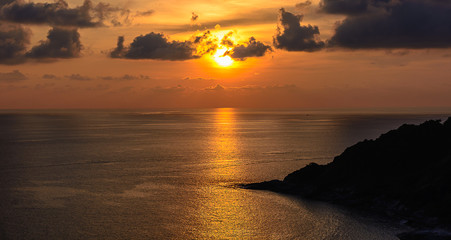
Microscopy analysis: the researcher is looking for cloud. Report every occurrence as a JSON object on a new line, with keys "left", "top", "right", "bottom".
{"left": 273, "top": 8, "right": 325, "bottom": 52}
{"left": 1, "top": 25, "right": 83, "bottom": 64}
{"left": 27, "top": 27, "right": 82, "bottom": 59}
{"left": 205, "top": 30, "right": 271, "bottom": 60}
{"left": 110, "top": 36, "right": 125, "bottom": 58}
{"left": 191, "top": 12, "right": 199, "bottom": 22}
{"left": 0, "top": 70, "right": 27, "bottom": 81}
{"left": 42, "top": 74, "right": 59, "bottom": 79}
{"left": 183, "top": 77, "right": 215, "bottom": 81}
{"left": 0, "top": 0, "right": 14, "bottom": 7}
{"left": 135, "top": 10, "right": 154, "bottom": 17}
{"left": 0, "top": 0, "right": 140, "bottom": 64}
{"left": 296, "top": 0, "right": 313, "bottom": 9}
{"left": 231, "top": 37, "right": 272, "bottom": 60}
{"left": 65, "top": 73, "right": 91, "bottom": 81}
{"left": 0, "top": 22, "right": 30, "bottom": 64}
{"left": 100, "top": 74, "right": 150, "bottom": 80}
{"left": 220, "top": 31, "right": 234, "bottom": 47}
{"left": 109, "top": 27, "right": 272, "bottom": 61}
{"left": 319, "top": 0, "right": 370, "bottom": 15}
{"left": 0, "top": 0, "right": 131, "bottom": 27}
{"left": 204, "top": 84, "right": 225, "bottom": 91}
{"left": 193, "top": 30, "right": 218, "bottom": 55}
{"left": 94, "top": 2, "right": 132, "bottom": 27}
{"left": 328, "top": 0, "right": 451, "bottom": 49}
{"left": 319, "top": 0, "right": 399, "bottom": 15}
{"left": 110, "top": 29, "right": 272, "bottom": 61}
{"left": 110, "top": 32, "right": 197, "bottom": 60}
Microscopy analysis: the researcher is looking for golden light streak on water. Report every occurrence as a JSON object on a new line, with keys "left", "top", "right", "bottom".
{"left": 193, "top": 108, "right": 259, "bottom": 238}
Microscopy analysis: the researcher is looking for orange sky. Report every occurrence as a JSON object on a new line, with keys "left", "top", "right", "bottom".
{"left": 1, "top": 0, "right": 450, "bottom": 109}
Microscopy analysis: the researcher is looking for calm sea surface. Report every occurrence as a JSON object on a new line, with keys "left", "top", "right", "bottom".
{"left": 0, "top": 109, "right": 449, "bottom": 239}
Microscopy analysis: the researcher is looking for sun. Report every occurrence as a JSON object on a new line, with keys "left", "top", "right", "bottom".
{"left": 213, "top": 48, "right": 234, "bottom": 67}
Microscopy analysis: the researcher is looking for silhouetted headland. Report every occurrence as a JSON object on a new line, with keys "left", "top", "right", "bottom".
{"left": 244, "top": 118, "right": 451, "bottom": 239}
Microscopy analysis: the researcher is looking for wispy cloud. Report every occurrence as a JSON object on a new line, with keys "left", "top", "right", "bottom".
{"left": 0, "top": 69, "right": 27, "bottom": 82}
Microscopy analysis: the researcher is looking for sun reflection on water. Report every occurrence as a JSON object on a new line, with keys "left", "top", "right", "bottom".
{"left": 192, "top": 108, "right": 258, "bottom": 238}
{"left": 210, "top": 108, "right": 239, "bottom": 173}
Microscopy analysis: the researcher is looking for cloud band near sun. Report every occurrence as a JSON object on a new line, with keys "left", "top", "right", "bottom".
{"left": 109, "top": 30, "right": 272, "bottom": 64}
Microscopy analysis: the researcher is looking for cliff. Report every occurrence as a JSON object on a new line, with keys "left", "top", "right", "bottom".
{"left": 245, "top": 118, "right": 451, "bottom": 233}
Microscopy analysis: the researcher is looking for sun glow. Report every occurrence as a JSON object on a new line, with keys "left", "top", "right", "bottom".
{"left": 193, "top": 29, "right": 240, "bottom": 67}
{"left": 213, "top": 48, "right": 234, "bottom": 67}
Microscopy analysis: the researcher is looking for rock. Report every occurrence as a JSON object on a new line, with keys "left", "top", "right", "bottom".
{"left": 242, "top": 180, "right": 287, "bottom": 192}
{"left": 245, "top": 117, "right": 451, "bottom": 229}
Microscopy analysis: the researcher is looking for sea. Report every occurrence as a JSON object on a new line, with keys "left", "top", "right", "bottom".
{"left": 0, "top": 108, "right": 450, "bottom": 239}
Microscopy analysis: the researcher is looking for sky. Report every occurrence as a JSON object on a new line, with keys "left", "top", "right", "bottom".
{"left": 0, "top": 0, "right": 450, "bottom": 109}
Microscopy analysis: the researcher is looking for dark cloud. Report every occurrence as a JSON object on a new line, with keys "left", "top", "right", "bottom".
{"left": 110, "top": 32, "right": 197, "bottom": 61}
{"left": 27, "top": 27, "right": 82, "bottom": 59}
{"left": 231, "top": 37, "right": 272, "bottom": 60}
{"left": 328, "top": 0, "right": 451, "bottom": 49}
{"left": 1, "top": 25, "right": 83, "bottom": 64}
{"left": 0, "top": 0, "right": 14, "bottom": 7}
{"left": 320, "top": 0, "right": 370, "bottom": 15}
{"left": 0, "top": 0, "right": 130, "bottom": 27}
{"left": 273, "top": 8, "right": 325, "bottom": 52}
{"left": 0, "top": 22, "right": 30, "bottom": 64}
{"left": 319, "top": 0, "right": 396, "bottom": 15}
{"left": 110, "top": 36, "right": 124, "bottom": 58}
{"left": 191, "top": 12, "right": 198, "bottom": 22}
{"left": 65, "top": 73, "right": 91, "bottom": 81}
{"left": 296, "top": 0, "right": 313, "bottom": 9}
{"left": 0, "top": 70, "right": 27, "bottom": 81}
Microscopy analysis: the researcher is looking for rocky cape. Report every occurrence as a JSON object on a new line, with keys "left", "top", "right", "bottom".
{"left": 244, "top": 118, "right": 451, "bottom": 239}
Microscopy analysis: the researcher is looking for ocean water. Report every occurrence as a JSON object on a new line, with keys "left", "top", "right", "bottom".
{"left": 0, "top": 109, "right": 449, "bottom": 239}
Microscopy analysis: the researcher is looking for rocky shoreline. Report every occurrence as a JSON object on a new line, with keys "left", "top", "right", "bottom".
{"left": 244, "top": 118, "right": 451, "bottom": 240}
